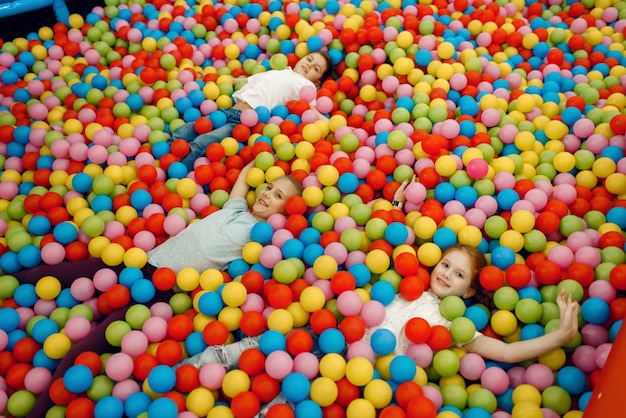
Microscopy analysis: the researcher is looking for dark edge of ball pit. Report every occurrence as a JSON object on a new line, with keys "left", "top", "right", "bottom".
{"left": 0, "top": 0, "right": 104, "bottom": 41}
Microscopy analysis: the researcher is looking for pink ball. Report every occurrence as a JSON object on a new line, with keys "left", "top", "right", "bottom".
{"left": 69, "top": 142, "right": 89, "bottom": 161}
{"left": 105, "top": 352, "right": 134, "bottom": 381}
{"left": 467, "top": 159, "right": 488, "bottom": 179}
{"left": 316, "top": 96, "right": 333, "bottom": 114}
{"left": 336, "top": 290, "right": 363, "bottom": 316}
{"left": 588, "top": 280, "right": 617, "bottom": 303}
{"left": 28, "top": 103, "right": 49, "bottom": 120}
{"left": 459, "top": 353, "right": 486, "bottom": 381}
{"left": 0, "top": 182, "right": 19, "bottom": 200}
{"left": 103, "top": 221, "right": 125, "bottom": 240}
{"left": 93, "top": 268, "right": 118, "bottom": 292}
{"left": 259, "top": 245, "right": 283, "bottom": 269}
{"left": 346, "top": 340, "right": 375, "bottom": 362}
{"left": 480, "top": 108, "right": 500, "bottom": 127}
{"left": 492, "top": 412, "right": 512, "bottom": 418}
{"left": 524, "top": 189, "right": 549, "bottom": 211}
{"left": 595, "top": 343, "right": 613, "bottom": 369}
{"left": 581, "top": 324, "right": 609, "bottom": 347}
{"left": 524, "top": 363, "right": 554, "bottom": 391}
{"left": 334, "top": 216, "right": 357, "bottom": 234}
{"left": 0, "top": 330, "right": 8, "bottom": 351}
{"left": 572, "top": 345, "right": 598, "bottom": 373}
{"left": 299, "top": 85, "right": 316, "bottom": 103}
{"left": 405, "top": 343, "right": 433, "bottom": 368}
{"left": 40, "top": 242, "right": 66, "bottom": 265}
{"left": 119, "top": 137, "right": 141, "bottom": 157}
{"left": 121, "top": 330, "right": 149, "bottom": 356}
{"left": 240, "top": 293, "right": 265, "bottom": 313}
{"left": 360, "top": 300, "right": 386, "bottom": 327}
{"left": 163, "top": 214, "right": 187, "bottom": 236}
{"left": 33, "top": 299, "right": 56, "bottom": 317}
{"left": 382, "top": 76, "right": 399, "bottom": 93}
{"left": 133, "top": 230, "right": 157, "bottom": 252}
{"left": 405, "top": 182, "right": 427, "bottom": 204}
{"left": 293, "top": 352, "right": 320, "bottom": 379}
{"left": 324, "top": 242, "right": 348, "bottom": 265}
{"left": 112, "top": 379, "right": 141, "bottom": 402}
{"left": 271, "top": 229, "right": 294, "bottom": 248}
{"left": 199, "top": 362, "right": 227, "bottom": 390}
{"left": 493, "top": 172, "right": 515, "bottom": 191}
{"left": 507, "top": 366, "right": 526, "bottom": 388}
{"left": 421, "top": 384, "right": 443, "bottom": 411}
{"left": 573, "top": 118, "right": 595, "bottom": 138}
{"left": 475, "top": 195, "right": 499, "bottom": 216}
{"left": 566, "top": 231, "right": 592, "bottom": 253}
{"left": 465, "top": 208, "right": 487, "bottom": 228}
{"left": 541, "top": 408, "right": 561, "bottom": 418}
{"left": 142, "top": 316, "right": 169, "bottom": 342}
{"left": 547, "top": 245, "right": 574, "bottom": 269}
{"left": 552, "top": 184, "right": 577, "bottom": 204}
{"left": 70, "top": 277, "right": 96, "bottom": 301}
{"left": 265, "top": 350, "right": 293, "bottom": 380}
{"left": 267, "top": 213, "right": 286, "bottom": 230}
{"left": 480, "top": 367, "right": 509, "bottom": 395}
{"left": 24, "top": 368, "right": 52, "bottom": 394}
{"left": 574, "top": 246, "right": 602, "bottom": 268}
{"left": 352, "top": 159, "right": 372, "bottom": 179}
{"left": 449, "top": 73, "right": 467, "bottom": 91}
{"left": 64, "top": 316, "right": 92, "bottom": 341}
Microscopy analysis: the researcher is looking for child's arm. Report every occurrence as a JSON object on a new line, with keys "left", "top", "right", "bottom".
{"left": 311, "top": 105, "right": 329, "bottom": 123}
{"left": 462, "top": 290, "right": 580, "bottom": 363}
{"left": 229, "top": 161, "right": 256, "bottom": 199}
{"left": 367, "top": 175, "right": 415, "bottom": 209}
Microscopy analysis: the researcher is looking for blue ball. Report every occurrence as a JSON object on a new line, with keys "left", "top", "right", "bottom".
{"left": 434, "top": 182, "right": 456, "bottom": 203}
{"left": 55, "top": 288, "right": 80, "bottom": 308}
{"left": 464, "top": 305, "right": 489, "bottom": 331}
{"left": 490, "top": 246, "right": 516, "bottom": 270}
{"left": 464, "top": 407, "right": 492, "bottom": 418}
{"left": 71, "top": 172, "right": 93, "bottom": 193}
{"left": 370, "top": 328, "right": 396, "bottom": 355}
{"left": 581, "top": 297, "right": 610, "bottom": 325}
{"left": 130, "top": 189, "right": 152, "bottom": 211}
{"left": 520, "top": 323, "right": 545, "bottom": 340}
{"left": 17, "top": 245, "right": 41, "bottom": 269}
{"left": 495, "top": 189, "right": 520, "bottom": 211}
{"left": 32, "top": 318, "right": 60, "bottom": 344}
{"left": 127, "top": 94, "right": 144, "bottom": 111}
{"left": 337, "top": 172, "right": 358, "bottom": 194}
{"left": 32, "top": 348, "right": 60, "bottom": 371}
{"left": 518, "top": 286, "right": 542, "bottom": 302}
{"left": 125, "top": 391, "right": 152, "bottom": 418}
{"left": 184, "top": 331, "right": 208, "bottom": 357}
{"left": 0, "top": 308, "right": 20, "bottom": 332}
{"left": 131, "top": 279, "right": 156, "bottom": 303}
{"left": 13, "top": 284, "right": 38, "bottom": 307}
{"left": 556, "top": 366, "right": 587, "bottom": 395}
{"left": 299, "top": 228, "right": 321, "bottom": 246}
{"left": 433, "top": 227, "right": 458, "bottom": 250}
{"left": 370, "top": 280, "right": 395, "bottom": 306}
{"left": 28, "top": 215, "right": 52, "bottom": 235}
{"left": 209, "top": 110, "right": 227, "bottom": 127}
{"left": 282, "top": 372, "right": 311, "bottom": 403}
{"left": 64, "top": 365, "right": 94, "bottom": 393}
{"left": 348, "top": 263, "right": 371, "bottom": 288}
{"left": 53, "top": 221, "right": 78, "bottom": 245}
{"left": 282, "top": 238, "right": 305, "bottom": 259}
{"left": 119, "top": 267, "right": 143, "bottom": 288}
{"left": 295, "top": 399, "right": 322, "bottom": 418}
{"left": 147, "top": 397, "right": 178, "bottom": 418}
{"left": 167, "top": 162, "right": 188, "bottom": 179}
{"left": 318, "top": 328, "right": 345, "bottom": 354}
{"left": 606, "top": 207, "right": 626, "bottom": 229}
{"left": 306, "top": 35, "right": 323, "bottom": 52}
{"left": 197, "top": 291, "right": 224, "bottom": 316}
{"left": 94, "top": 397, "right": 124, "bottom": 418}
{"left": 455, "top": 185, "right": 478, "bottom": 207}
{"left": 147, "top": 365, "right": 176, "bottom": 393}
{"left": 385, "top": 222, "right": 408, "bottom": 246}
{"left": 259, "top": 330, "right": 286, "bottom": 355}
{"left": 389, "top": 355, "right": 416, "bottom": 383}
{"left": 250, "top": 222, "right": 274, "bottom": 244}
{"left": 303, "top": 244, "right": 324, "bottom": 266}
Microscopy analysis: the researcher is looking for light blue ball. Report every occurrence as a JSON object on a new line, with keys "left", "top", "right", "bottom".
{"left": 581, "top": 297, "right": 610, "bottom": 325}
{"left": 370, "top": 328, "right": 396, "bottom": 355}
{"left": 64, "top": 365, "right": 94, "bottom": 393}
{"left": 259, "top": 330, "right": 286, "bottom": 355}
{"left": 385, "top": 222, "right": 408, "bottom": 246}
{"left": 389, "top": 355, "right": 416, "bottom": 383}
{"left": 147, "top": 365, "right": 176, "bottom": 393}
{"left": 282, "top": 372, "right": 311, "bottom": 403}
{"left": 318, "top": 328, "right": 345, "bottom": 354}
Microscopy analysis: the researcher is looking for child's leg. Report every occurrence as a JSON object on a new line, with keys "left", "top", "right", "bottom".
{"left": 176, "top": 336, "right": 261, "bottom": 370}
{"left": 170, "top": 121, "right": 200, "bottom": 142}
{"left": 11, "top": 258, "right": 119, "bottom": 287}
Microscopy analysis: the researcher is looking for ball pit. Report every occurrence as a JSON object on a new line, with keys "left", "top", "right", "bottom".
{"left": 1, "top": 0, "right": 626, "bottom": 417}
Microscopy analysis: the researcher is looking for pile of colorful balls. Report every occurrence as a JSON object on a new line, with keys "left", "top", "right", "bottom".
{"left": 1, "top": 0, "right": 626, "bottom": 417}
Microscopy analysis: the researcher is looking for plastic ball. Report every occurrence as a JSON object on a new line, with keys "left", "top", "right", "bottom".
{"left": 432, "top": 349, "right": 460, "bottom": 377}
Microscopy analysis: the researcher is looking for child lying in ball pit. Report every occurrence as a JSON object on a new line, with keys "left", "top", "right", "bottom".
{"left": 10, "top": 161, "right": 303, "bottom": 418}
{"left": 170, "top": 51, "right": 333, "bottom": 170}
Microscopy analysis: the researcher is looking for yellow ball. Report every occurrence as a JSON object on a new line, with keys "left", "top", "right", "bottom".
{"left": 101, "top": 243, "right": 126, "bottom": 266}
{"left": 345, "top": 357, "right": 374, "bottom": 386}
{"left": 242, "top": 242, "right": 263, "bottom": 264}
{"left": 68, "top": 13, "right": 84, "bottom": 29}
{"left": 123, "top": 247, "right": 148, "bottom": 268}
{"left": 514, "top": 131, "right": 536, "bottom": 151}
{"left": 199, "top": 269, "right": 225, "bottom": 291}
{"left": 512, "top": 402, "right": 543, "bottom": 418}
{"left": 302, "top": 123, "right": 322, "bottom": 143}
{"left": 207, "top": 405, "right": 234, "bottom": 418}
{"left": 515, "top": 94, "right": 536, "bottom": 113}
{"left": 346, "top": 398, "right": 376, "bottom": 418}
{"left": 393, "top": 57, "right": 415, "bottom": 76}
{"left": 221, "top": 369, "right": 250, "bottom": 399}
{"left": 186, "top": 387, "right": 215, "bottom": 417}
{"left": 310, "top": 376, "right": 338, "bottom": 407}
{"left": 396, "top": 32, "right": 414, "bottom": 49}
{"left": 295, "top": 141, "right": 315, "bottom": 159}
{"left": 500, "top": 230, "right": 524, "bottom": 253}
{"left": 413, "top": 216, "right": 438, "bottom": 240}
{"left": 434, "top": 155, "right": 458, "bottom": 177}
{"left": 176, "top": 267, "right": 201, "bottom": 292}
{"left": 35, "top": 276, "right": 61, "bottom": 300}
{"left": 509, "top": 210, "right": 535, "bottom": 233}
{"left": 490, "top": 310, "right": 518, "bottom": 336}
{"left": 302, "top": 186, "right": 324, "bottom": 207}
{"left": 365, "top": 249, "right": 390, "bottom": 274}
{"left": 88, "top": 236, "right": 110, "bottom": 258}
{"left": 552, "top": 152, "right": 576, "bottom": 173}
{"left": 605, "top": 173, "right": 626, "bottom": 195}
{"left": 224, "top": 44, "right": 240, "bottom": 60}
{"left": 221, "top": 281, "right": 248, "bottom": 307}
{"left": 592, "top": 157, "right": 616, "bottom": 178}
{"left": 359, "top": 85, "right": 377, "bottom": 102}
{"left": 417, "top": 243, "right": 442, "bottom": 267}
{"left": 299, "top": 286, "right": 327, "bottom": 312}
{"left": 457, "top": 225, "right": 483, "bottom": 247}
{"left": 443, "top": 214, "right": 467, "bottom": 233}
{"left": 218, "top": 306, "right": 243, "bottom": 331}
{"left": 43, "top": 333, "right": 72, "bottom": 359}
{"left": 267, "top": 308, "right": 294, "bottom": 334}
{"left": 176, "top": 178, "right": 198, "bottom": 199}
{"left": 544, "top": 120, "right": 568, "bottom": 140}
{"left": 538, "top": 347, "right": 566, "bottom": 371}
{"left": 246, "top": 167, "right": 266, "bottom": 188}
{"left": 317, "top": 165, "right": 340, "bottom": 187}
{"left": 437, "top": 42, "right": 455, "bottom": 59}
{"left": 313, "top": 255, "right": 339, "bottom": 279}
{"left": 319, "top": 353, "right": 347, "bottom": 381}
{"left": 512, "top": 384, "right": 541, "bottom": 405}
{"left": 363, "top": 379, "right": 393, "bottom": 409}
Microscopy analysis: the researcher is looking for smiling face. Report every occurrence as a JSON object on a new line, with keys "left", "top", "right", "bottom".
{"left": 293, "top": 52, "right": 328, "bottom": 85}
{"left": 429, "top": 248, "right": 477, "bottom": 299}
{"left": 251, "top": 177, "right": 300, "bottom": 221}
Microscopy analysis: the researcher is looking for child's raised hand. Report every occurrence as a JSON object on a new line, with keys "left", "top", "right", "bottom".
{"left": 392, "top": 175, "right": 416, "bottom": 205}
{"left": 556, "top": 289, "right": 580, "bottom": 341}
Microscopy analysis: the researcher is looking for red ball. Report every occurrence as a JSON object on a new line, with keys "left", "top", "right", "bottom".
{"left": 366, "top": 169, "right": 387, "bottom": 190}
{"left": 285, "top": 214, "right": 308, "bottom": 238}
{"left": 534, "top": 260, "right": 562, "bottom": 285}
{"left": 380, "top": 405, "right": 408, "bottom": 418}
{"left": 599, "top": 231, "right": 626, "bottom": 249}
{"left": 420, "top": 200, "right": 444, "bottom": 225}
{"left": 133, "top": 353, "right": 159, "bottom": 381}
{"left": 395, "top": 381, "right": 424, "bottom": 408}
{"left": 394, "top": 252, "right": 419, "bottom": 277}
{"left": 309, "top": 309, "right": 337, "bottom": 335}
{"left": 6, "top": 363, "right": 31, "bottom": 390}
{"left": 74, "top": 351, "right": 102, "bottom": 376}
{"left": 566, "top": 263, "right": 594, "bottom": 288}
{"left": 175, "top": 364, "right": 200, "bottom": 393}
{"left": 266, "top": 283, "right": 293, "bottom": 309}
{"left": 406, "top": 396, "right": 437, "bottom": 418}
{"left": 106, "top": 284, "right": 131, "bottom": 309}
{"left": 156, "top": 339, "right": 183, "bottom": 366}
{"left": 335, "top": 377, "right": 360, "bottom": 407}
{"left": 12, "top": 338, "right": 40, "bottom": 363}
{"left": 49, "top": 378, "right": 77, "bottom": 406}
{"left": 251, "top": 373, "right": 281, "bottom": 403}
{"left": 194, "top": 165, "right": 215, "bottom": 185}
{"left": 241, "top": 270, "right": 265, "bottom": 294}
{"left": 404, "top": 317, "right": 431, "bottom": 344}
{"left": 338, "top": 316, "right": 366, "bottom": 343}
{"left": 170, "top": 139, "right": 190, "bottom": 158}
{"left": 399, "top": 275, "right": 425, "bottom": 301}
{"left": 265, "top": 403, "right": 295, "bottom": 418}
{"left": 427, "top": 325, "right": 452, "bottom": 351}
{"left": 610, "top": 264, "right": 626, "bottom": 291}
{"left": 285, "top": 195, "right": 307, "bottom": 215}
{"left": 65, "top": 397, "right": 95, "bottom": 418}
{"left": 202, "top": 320, "right": 230, "bottom": 345}
{"left": 152, "top": 267, "right": 177, "bottom": 291}
{"left": 231, "top": 391, "right": 261, "bottom": 418}
{"left": 238, "top": 348, "right": 266, "bottom": 377}
{"left": 239, "top": 311, "right": 267, "bottom": 337}
{"left": 505, "top": 264, "right": 531, "bottom": 289}
{"left": 479, "top": 266, "right": 505, "bottom": 291}
{"left": 167, "top": 314, "right": 194, "bottom": 341}
{"left": 206, "top": 142, "right": 225, "bottom": 161}
{"left": 286, "top": 329, "right": 314, "bottom": 356}
{"left": 330, "top": 271, "right": 356, "bottom": 295}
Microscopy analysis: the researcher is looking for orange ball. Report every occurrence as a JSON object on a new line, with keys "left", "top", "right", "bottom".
{"left": 106, "top": 284, "right": 131, "bottom": 309}
{"left": 175, "top": 364, "right": 200, "bottom": 393}
{"left": 167, "top": 314, "right": 194, "bottom": 341}
{"left": 404, "top": 317, "right": 431, "bottom": 344}
{"left": 156, "top": 339, "right": 183, "bottom": 366}
{"left": 399, "top": 275, "right": 424, "bottom": 301}
{"left": 239, "top": 311, "right": 267, "bottom": 337}
{"left": 170, "top": 139, "right": 190, "bottom": 158}
{"left": 427, "top": 325, "right": 452, "bottom": 351}
{"left": 238, "top": 348, "right": 266, "bottom": 377}
{"left": 49, "top": 378, "right": 77, "bottom": 405}
{"left": 479, "top": 266, "right": 505, "bottom": 291}
{"left": 265, "top": 403, "right": 295, "bottom": 418}
{"left": 251, "top": 373, "right": 281, "bottom": 403}
{"left": 285, "top": 195, "right": 307, "bottom": 215}
{"left": 395, "top": 381, "right": 423, "bottom": 409}
{"left": 152, "top": 267, "right": 177, "bottom": 291}
{"left": 286, "top": 329, "right": 314, "bottom": 356}
{"left": 202, "top": 320, "right": 229, "bottom": 345}
{"left": 231, "top": 391, "right": 261, "bottom": 418}
{"left": 65, "top": 397, "right": 95, "bottom": 418}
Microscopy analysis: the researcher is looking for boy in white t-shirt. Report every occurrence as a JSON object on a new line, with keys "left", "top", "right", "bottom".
{"left": 171, "top": 51, "right": 332, "bottom": 170}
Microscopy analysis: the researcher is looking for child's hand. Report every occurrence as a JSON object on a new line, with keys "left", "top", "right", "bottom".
{"left": 556, "top": 290, "right": 580, "bottom": 341}
{"left": 392, "top": 175, "right": 416, "bottom": 205}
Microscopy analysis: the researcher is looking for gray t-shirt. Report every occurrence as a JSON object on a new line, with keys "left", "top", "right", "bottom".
{"left": 147, "top": 197, "right": 257, "bottom": 273}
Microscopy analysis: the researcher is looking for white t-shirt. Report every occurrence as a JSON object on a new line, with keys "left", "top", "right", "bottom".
{"left": 147, "top": 198, "right": 257, "bottom": 273}
{"left": 233, "top": 68, "right": 316, "bottom": 109}
{"left": 361, "top": 290, "right": 481, "bottom": 355}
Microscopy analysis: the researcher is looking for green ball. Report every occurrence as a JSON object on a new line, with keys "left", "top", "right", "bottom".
{"left": 393, "top": 165, "right": 415, "bottom": 184}
{"left": 365, "top": 217, "right": 388, "bottom": 241}
{"left": 255, "top": 151, "right": 275, "bottom": 171}
{"left": 450, "top": 317, "right": 476, "bottom": 344}
{"left": 484, "top": 216, "right": 508, "bottom": 239}
{"left": 540, "top": 302, "right": 560, "bottom": 326}
{"left": 209, "top": 189, "right": 230, "bottom": 208}
{"left": 68, "top": 304, "right": 94, "bottom": 321}
{"left": 473, "top": 179, "right": 495, "bottom": 196}
{"left": 311, "top": 211, "right": 335, "bottom": 233}
{"left": 81, "top": 215, "right": 106, "bottom": 238}
{"left": 540, "top": 285, "right": 558, "bottom": 303}
{"left": 7, "top": 198, "right": 28, "bottom": 221}
{"left": 583, "top": 210, "right": 606, "bottom": 230}
{"left": 0, "top": 274, "right": 19, "bottom": 298}
{"left": 493, "top": 286, "right": 519, "bottom": 311}
{"left": 449, "top": 171, "right": 472, "bottom": 189}
{"left": 270, "top": 53, "right": 288, "bottom": 70}
{"left": 441, "top": 384, "right": 468, "bottom": 410}
{"left": 556, "top": 279, "right": 584, "bottom": 302}
{"left": 468, "top": 387, "right": 498, "bottom": 413}
{"left": 342, "top": 194, "right": 363, "bottom": 209}
{"left": 339, "top": 133, "right": 359, "bottom": 153}
{"left": 514, "top": 298, "right": 542, "bottom": 324}
{"left": 125, "top": 304, "right": 152, "bottom": 329}
{"left": 289, "top": 258, "right": 305, "bottom": 278}
{"left": 262, "top": 123, "right": 281, "bottom": 139}
{"left": 432, "top": 349, "right": 460, "bottom": 377}
{"left": 541, "top": 386, "right": 572, "bottom": 416}
{"left": 275, "top": 142, "right": 295, "bottom": 162}
{"left": 440, "top": 296, "right": 466, "bottom": 320}
{"left": 322, "top": 186, "right": 341, "bottom": 207}
{"left": 559, "top": 215, "right": 584, "bottom": 237}
{"left": 49, "top": 307, "right": 70, "bottom": 329}
{"left": 340, "top": 228, "right": 363, "bottom": 252}
{"left": 391, "top": 108, "right": 411, "bottom": 125}
{"left": 349, "top": 203, "right": 372, "bottom": 226}
{"left": 594, "top": 262, "right": 615, "bottom": 281}
{"left": 419, "top": 19, "right": 435, "bottom": 35}
{"left": 105, "top": 320, "right": 132, "bottom": 347}
{"left": 7, "top": 390, "right": 36, "bottom": 417}
{"left": 87, "top": 375, "right": 115, "bottom": 401}
{"left": 523, "top": 230, "right": 547, "bottom": 253}
{"left": 170, "top": 292, "right": 193, "bottom": 315}
{"left": 601, "top": 246, "right": 626, "bottom": 264}
{"left": 273, "top": 259, "right": 299, "bottom": 284}
{"left": 7, "top": 230, "right": 32, "bottom": 252}
{"left": 387, "top": 130, "right": 408, "bottom": 150}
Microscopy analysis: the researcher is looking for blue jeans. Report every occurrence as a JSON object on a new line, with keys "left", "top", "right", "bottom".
{"left": 171, "top": 108, "right": 242, "bottom": 169}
